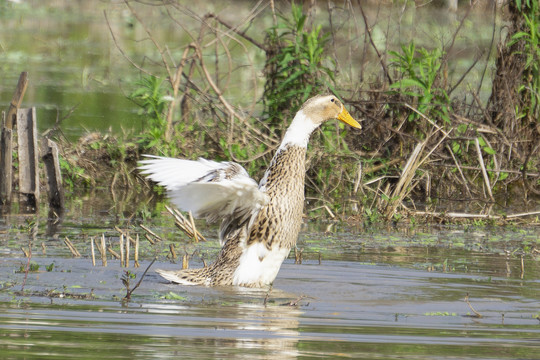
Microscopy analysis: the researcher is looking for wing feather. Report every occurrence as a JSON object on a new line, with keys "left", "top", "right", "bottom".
{"left": 139, "top": 155, "right": 269, "bottom": 243}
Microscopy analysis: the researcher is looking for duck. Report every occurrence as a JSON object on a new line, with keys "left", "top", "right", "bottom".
{"left": 139, "top": 94, "right": 361, "bottom": 287}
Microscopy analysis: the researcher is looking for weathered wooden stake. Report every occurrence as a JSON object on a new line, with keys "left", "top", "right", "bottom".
{"left": 1, "top": 72, "right": 29, "bottom": 206}
{"left": 0, "top": 113, "right": 13, "bottom": 205}
{"left": 17, "top": 108, "right": 40, "bottom": 210}
{"left": 5, "top": 72, "right": 28, "bottom": 131}
{"left": 42, "top": 139, "right": 65, "bottom": 209}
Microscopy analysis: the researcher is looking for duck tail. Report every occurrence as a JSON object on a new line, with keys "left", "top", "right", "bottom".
{"left": 156, "top": 268, "right": 211, "bottom": 286}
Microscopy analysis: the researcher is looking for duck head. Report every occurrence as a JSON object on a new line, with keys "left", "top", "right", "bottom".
{"left": 280, "top": 94, "right": 361, "bottom": 148}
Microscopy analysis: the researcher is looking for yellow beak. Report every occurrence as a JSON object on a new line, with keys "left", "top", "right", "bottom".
{"left": 337, "top": 108, "right": 361, "bottom": 129}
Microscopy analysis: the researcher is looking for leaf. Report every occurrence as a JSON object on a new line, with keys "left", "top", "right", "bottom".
{"left": 390, "top": 78, "right": 427, "bottom": 91}
{"left": 483, "top": 146, "right": 496, "bottom": 155}
{"left": 451, "top": 142, "right": 461, "bottom": 154}
{"left": 164, "top": 292, "right": 187, "bottom": 300}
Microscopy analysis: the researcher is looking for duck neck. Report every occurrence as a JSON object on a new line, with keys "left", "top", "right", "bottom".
{"left": 278, "top": 110, "right": 319, "bottom": 150}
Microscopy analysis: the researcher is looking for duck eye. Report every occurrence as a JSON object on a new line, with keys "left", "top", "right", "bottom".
{"left": 331, "top": 98, "right": 335, "bottom": 103}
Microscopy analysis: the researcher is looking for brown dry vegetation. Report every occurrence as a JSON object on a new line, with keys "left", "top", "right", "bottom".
{"left": 57, "top": 0, "right": 539, "bottom": 223}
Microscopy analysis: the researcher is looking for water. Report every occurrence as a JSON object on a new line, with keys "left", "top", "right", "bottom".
{"left": 0, "top": 191, "right": 539, "bottom": 359}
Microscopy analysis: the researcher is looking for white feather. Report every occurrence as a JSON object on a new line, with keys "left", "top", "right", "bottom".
{"left": 279, "top": 109, "right": 319, "bottom": 149}
{"left": 139, "top": 155, "right": 269, "bottom": 226}
{"left": 139, "top": 156, "right": 227, "bottom": 188}
{"left": 155, "top": 269, "right": 211, "bottom": 286}
{"left": 232, "top": 244, "right": 291, "bottom": 286}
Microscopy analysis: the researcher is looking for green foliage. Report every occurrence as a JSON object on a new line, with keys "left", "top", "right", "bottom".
{"left": 129, "top": 75, "right": 177, "bottom": 155}
{"left": 263, "top": 2, "right": 336, "bottom": 130}
{"left": 424, "top": 312, "right": 458, "bottom": 316}
{"left": 389, "top": 42, "right": 452, "bottom": 126}
{"left": 508, "top": 1, "right": 540, "bottom": 121}
{"left": 59, "top": 156, "right": 90, "bottom": 189}
{"left": 476, "top": 137, "right": 496, "bottom": 155}
{"left": 121, "top": 270, "right": 136, "bottom": 289}
{"left": 162, "top": 291, "right": 187, "bottom": 301}
{"left": 17, "top": 262, "right": 39, "bottom": 273}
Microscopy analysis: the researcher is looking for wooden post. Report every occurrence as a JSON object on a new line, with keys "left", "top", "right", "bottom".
{"left": 1, "top": 72, "right": 29, "bottom": 206}
{"left": 42, "top": 139, "right": 65, "bottom": 209}
{"left": 17, "top": 107, "right": 40, "bottom": 210}
{"left": 5, "top": 72, "right": 28, "bottom": 130}
{"left": 0, "top": 112, "right": 13, "bottom": 205}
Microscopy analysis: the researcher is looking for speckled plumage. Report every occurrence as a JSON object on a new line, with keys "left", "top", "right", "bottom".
{"left": 140, "top": 95, "right": 361, "bottom": 287}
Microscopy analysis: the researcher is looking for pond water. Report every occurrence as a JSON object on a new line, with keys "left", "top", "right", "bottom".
{"left": 0, "top": 191, "right": 539, "bottom": 359}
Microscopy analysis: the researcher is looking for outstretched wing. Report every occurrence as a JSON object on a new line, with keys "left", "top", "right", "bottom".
{"left": 139, "top": 155, "right": 269, "bottom": 242}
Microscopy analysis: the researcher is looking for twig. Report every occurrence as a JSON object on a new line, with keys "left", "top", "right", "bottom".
{"left": 281, "top": 295, "right": 307, "bottom": 307}
{"left": 140, "top": 224, "right": 163, "bottom": 242}
{"left": 144, "top": 234, "right": 156, "bottom": 245}
{"left": 115, "top": 226, "right": 137, "bottom": 245}
{"left": 64, "top": 237, "right": 81, "bottom": 257}
{"left": 124, "top": 258, "right": 157, "bottom": 302}
{"left": 103, "top": 10, "right": 152, "bottom": 76}
{"left": 205, "top": 13, "right": 266, "bottom": 51}
{"left": 384, "top": 141, "right": 426, "bottom": 218}
{"left": 358, "top": 3, "right": 392, "bottom": 84}
{"left": 165, "top": 206, "right": 207, "bottom": 242}
{"left": 188, "top": 211, "right": 199, "bottom": 242}
{"left": 20, "top": 239, "right": 32, "bottom": 292}
{"left": 410, "top": 210, "right": 540, "bottom": 220}
{"left": 433, "top": 162, "right": 540, "bottom": 177}
{"left": 446, "top": 144, "right": 473, "bottom": 197}
{"left": 474, "top": 137, "right": 495, "bottom": 201}
{"left": 404, "top": 103, "right": 451, "bottom": 138}
{"left": 107, "top": 247, "right": 120, "bottom": 260}
{"left": 464, "top": 293, "right": 483, "bottom": 318}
